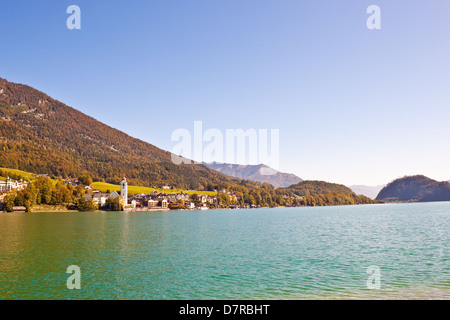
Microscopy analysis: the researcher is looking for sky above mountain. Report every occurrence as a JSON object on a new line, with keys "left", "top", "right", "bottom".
{"left": 1, "top": 0, "right": 449, "bottom": 185}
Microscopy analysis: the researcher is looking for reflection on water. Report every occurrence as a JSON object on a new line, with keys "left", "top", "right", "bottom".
{"left": 0, "top": 203, "right": 449, "bottom": 300}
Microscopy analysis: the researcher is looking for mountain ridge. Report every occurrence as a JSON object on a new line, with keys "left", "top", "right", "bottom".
{"left": 376, "top": 175, "right": 450, "bottom": 202}
{"left": 0, "top": 77, "right": 249, "bottom": 189}
{"left": 280, "top": 180, "right": 354, "bottom": 196}
{"left": 204, "top": 162, "right": 302, "bottom": 188}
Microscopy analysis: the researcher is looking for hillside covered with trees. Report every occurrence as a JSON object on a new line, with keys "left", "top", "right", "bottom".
{"left": 376, "top": 175, "right": 450, "bottom": 202}
{"left": 0, "top": 77, "right": 247, "bottom": 189}
{"left": 279, "top": 180, "right": 354, "bottom": 196}
{"left": 279, "top": 180, "right": 377, "bottom": 206}
{"left": 0, "top": 77, "right": 380, "bottom": 209}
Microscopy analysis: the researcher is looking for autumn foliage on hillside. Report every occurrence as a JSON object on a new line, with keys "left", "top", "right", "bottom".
{"left": 0, "top": 77, "right": 242, "bottom": 189}
{"left": 377, "top": 175, "right": 450, "bottom": 202}
{"left": 0, "top": 77, "right": 379, "bottom": 208}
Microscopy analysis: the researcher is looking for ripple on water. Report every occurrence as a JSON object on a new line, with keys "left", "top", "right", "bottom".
{"left": 0, "top": 204, "right": 449, "bottom": 299}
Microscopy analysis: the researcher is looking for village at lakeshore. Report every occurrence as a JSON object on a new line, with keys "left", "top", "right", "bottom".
{"left": 0, "top": 166, "right": 381, "bottom": 213}
{"left": 0, "top": 168, "right": 223, "bottom": 213}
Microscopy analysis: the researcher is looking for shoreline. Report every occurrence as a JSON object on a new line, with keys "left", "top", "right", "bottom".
{"left": 2, "top": 201, "right": 449, "bottom": 214}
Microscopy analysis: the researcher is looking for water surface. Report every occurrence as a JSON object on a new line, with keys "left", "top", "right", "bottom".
{"left": 0, "top": 203, "right": 449, "bottom": 299}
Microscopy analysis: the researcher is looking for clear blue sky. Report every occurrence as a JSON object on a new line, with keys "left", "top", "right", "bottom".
{"left": 1, "top": 0, "right": 449, "bottom": 185}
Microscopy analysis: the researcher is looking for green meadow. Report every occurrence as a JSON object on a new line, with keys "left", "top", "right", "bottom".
{"left": 0, "top": 167, "right": 36, "bottom": 181}
{"left": 91, "top": 182, "right": 217, "bottom": 196}
{"left": 0, "top": 167, "right": 217, "bottom": 196}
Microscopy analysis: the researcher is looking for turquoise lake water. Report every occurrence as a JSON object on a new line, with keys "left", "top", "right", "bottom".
{"left": 0, "top": 202, "right": 449, "bottom": 300}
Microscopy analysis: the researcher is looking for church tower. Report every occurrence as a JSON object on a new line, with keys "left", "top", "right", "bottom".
{"left": 120, "top": 176, "right": 128, "bottom": 205}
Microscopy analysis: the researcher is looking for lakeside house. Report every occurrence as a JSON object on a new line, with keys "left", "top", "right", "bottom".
{"left": 35, "top": 174, "right": 49, "bottom": 178}
{"left": 198, "top": 194, "right": 215, "bottom": 204}
{"left": 64, "top": 178, "right": 81, "bottom": 187}
{"left": 0, "top": 177, "right": 29, "bottom": 192}
{"left": 83, "top": 189, "right": 127, "bottom": 207}
{"left": 82, "top": 192, "right": 110, "bottom": 207}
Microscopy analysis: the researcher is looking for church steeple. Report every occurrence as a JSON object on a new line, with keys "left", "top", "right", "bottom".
{"left": 120, "top": 176, "right": 128, "bottom": 205}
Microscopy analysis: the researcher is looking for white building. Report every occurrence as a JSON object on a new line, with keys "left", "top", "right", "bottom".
{"left": 0, "top": 177, "right": 29, "bottom": 192}
{"left": 83, "top": 192, "right": 109, "bottom": 207}
{"left": 108, "top": 190, "right": 125, "bottom": 206}
{"left": 120, "top": 176, "right": 128, "bottom": 205}
{"left": 147, "top": 199, "right": 159, "bottom": 208}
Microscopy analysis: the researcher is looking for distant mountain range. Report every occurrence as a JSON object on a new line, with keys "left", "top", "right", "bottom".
{"left": 204, "top": 162, "right": 302, "bottom": 188}
{"left": 2, "top": 77, "right": 447, "bottom": 204}
{"left": 349, "top": 185, "right": 385, "bottom": 199}
{"left": 376, "top": 175, "right": 450, "bottom": 202}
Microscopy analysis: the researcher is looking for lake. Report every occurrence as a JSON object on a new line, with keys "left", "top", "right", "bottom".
{"left": 0, "top": 202, "right": 449, "bottom": 299}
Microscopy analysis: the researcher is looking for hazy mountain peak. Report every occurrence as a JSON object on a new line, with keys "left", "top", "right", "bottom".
{"left": 204, "top": 162, "right": 302, "bottom": 188}
{"left": 348, "top": 185, "right": 386, "bottom": 199}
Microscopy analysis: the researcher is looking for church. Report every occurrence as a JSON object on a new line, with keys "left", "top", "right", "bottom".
{"left": 120, "top": 176, "right": 128, "bottom": 205}
{"left": 102, "top": 176, "right": 128, "bottom": 206}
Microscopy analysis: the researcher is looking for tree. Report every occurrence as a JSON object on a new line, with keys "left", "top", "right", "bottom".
{"left": 217, "top": 193, "right": 230, "bottom": 207}
{"left": 34, "top": 177, "right": 53, "bottom": 205}
{"left": 51, "top": 182, "right": 73, "bottom": 205}
{"left": 113, "top": 196, "right": 123, "bottom": 211}
{"left": 78, "top": 174, "right": 93, "bottom": 186}
{"left": 248, "top": 195, "right": 256, "bottom": 206}
{"left": 73, "top": 185, "right": 85, "bottom": 197}
{"left": 77, "top": 197, "right": 98, "bottom": 212}
{"left": 26, "top": 183, "right": 38, "bottom": 206}
{"left": 106, "top": 196, "right": 123, "bottom": 211}
{"left": 4, "top": 194, "right": 15, "bottom": 212}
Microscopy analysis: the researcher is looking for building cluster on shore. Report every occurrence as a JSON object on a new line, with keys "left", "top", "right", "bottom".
{"left": 0, "top": 177, "right": 29, "bottom": 192}
{"left": 0, "top": 175, "right": 253, "bottom": 212}
{"left": 0, "top": 178, "right": 29, "bottom": 212}
{"left": 82, "top": 177, "right": 223, "bottom": 211}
